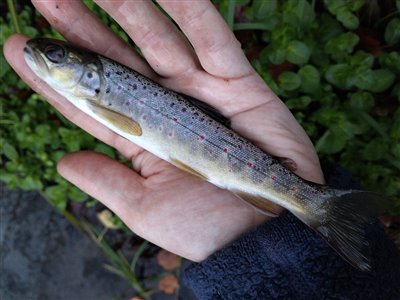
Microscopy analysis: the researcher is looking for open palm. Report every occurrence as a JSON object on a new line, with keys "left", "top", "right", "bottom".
{"left": 5, "top": 0, "right": 324, "bottom": 261}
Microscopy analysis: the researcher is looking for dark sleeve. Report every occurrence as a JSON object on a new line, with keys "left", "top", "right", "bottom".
{"left": 183, "top": 165, "right": 400, "bottom": 299}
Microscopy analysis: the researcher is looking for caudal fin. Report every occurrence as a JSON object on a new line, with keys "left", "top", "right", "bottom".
{"left": 299, "top": 190, "right": 390, "bottom": 271}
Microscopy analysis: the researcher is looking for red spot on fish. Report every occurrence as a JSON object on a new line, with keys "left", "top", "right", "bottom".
{"left": 290, "top": 186, "right": 296, "bottom": 192}
{"left": 168, "top": 132, "right": 173, "bottom": 137}
{"left": 142, "top": 115, "right": 147, "bottom": 120}
{"left": 159, "top": 126, "right": 163, "bottom": 132}
{"left": 247, "top": 162, "right": 253, "bottom": 168}
{"left": 172, "top": 117, "right": 177, "bottom": 122}
{"left": 271, "top": 175, "right": 277, "bottom": 181}
{"left": 199, "top": 135, "right": 205, "bottom": 141}
{"left": 139, "top": 100, "right": 144, "bottom": 105}
{"left": 223, "top": 148, "right": 228, "bottom": 153}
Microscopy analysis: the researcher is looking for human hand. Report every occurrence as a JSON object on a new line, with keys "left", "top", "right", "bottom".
{"left": 5, "top": 0, "right": 324, "bottom": 261}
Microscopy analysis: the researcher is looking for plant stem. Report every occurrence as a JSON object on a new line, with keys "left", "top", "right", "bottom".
{"left": 233, "top": 22, "right": 274, "bottom": 31}
{"left": 7, "top": 0, "right": 21, "bottom": 34}
{"left": 226, "top": 0, "right": 236, "bottom": 29}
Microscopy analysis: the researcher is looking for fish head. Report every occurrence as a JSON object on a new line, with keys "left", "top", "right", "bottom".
{"left": 23, "top": 38, "right": 102, "bottom": 100}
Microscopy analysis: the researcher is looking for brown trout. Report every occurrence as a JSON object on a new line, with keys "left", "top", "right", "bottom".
{"left": 23, "top": 38, "right": 390, "bottom": 271}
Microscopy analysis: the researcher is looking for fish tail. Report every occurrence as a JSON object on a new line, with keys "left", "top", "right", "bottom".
{"left": 294, "top": 189, "right": 390, "bottom": 271}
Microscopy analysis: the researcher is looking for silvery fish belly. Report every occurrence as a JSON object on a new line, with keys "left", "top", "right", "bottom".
{"left": 23, "top": 38, "right": 390, "bottom": 272}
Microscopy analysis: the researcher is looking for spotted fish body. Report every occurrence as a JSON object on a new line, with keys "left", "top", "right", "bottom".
{"left": 23, "top": 38, "right": 390, "bottom": 271}
{"left": 95, "top": 56, "right": 323, "bottom": 215}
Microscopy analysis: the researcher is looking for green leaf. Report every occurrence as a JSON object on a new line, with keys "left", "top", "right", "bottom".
{"left": 246, "top": 0, "right": 277, "bottom": 21}
{"left": 3, "top": 143, "right": 18, "bottom": 161}
{"left": 262, "top": 44, "right": 286, "bottom": 65}
{"left": 336, "top": 9, "right": 359, "bottom": 29}
{"left": 349, "top": 91, "right": 375, "bottom": 111}
{"left": 325, "top": 64, "right": 352, "bottom": 89}
{"left": 350, "top": 51, "right": 374, "bottom": 70}
{"left": 315, "top": 129, "right": 347, "bottom": 154}
{"left": 278, "top": 72, "right": 301, "bottom": 91}
{"left": 325, "top": 32, "right": 359, "bottom": 61}
{"left": 385, "top": 18, "right": 400, "bottom": 45}
{"left": 298, "top": 65, "right": 320, "bottom": 93}
{"left": 379, "top": 52, "right": 400, "bottom": 74}
{"left": 362, "top": 138, "right": 388, "bottom": 161}
{"left": 45, "top": 185, "right": 67, "bottom": 212}
{"left": 68, "top": 186, "right": 88, "bottom": 202}
{"left": 351, "top": 69, "right": 374, "bottom": 90}
{"left": 94, "top": 143, "right": 116, "bottom": 159}
{"left": 285, "top": 96, "right": 312, "bottom": 109}
{"left": 20, "top": 176, "right": 43, "bottom": 190}
{"left": 367, "top": 69, "right": 396, "bottom": 93}
{"left": 286, "top": 40, "right": 310, "bottom": 65}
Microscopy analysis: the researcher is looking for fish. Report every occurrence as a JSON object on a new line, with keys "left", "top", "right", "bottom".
{"left": 23, "top": 38, "right": 390, "bottom": 271}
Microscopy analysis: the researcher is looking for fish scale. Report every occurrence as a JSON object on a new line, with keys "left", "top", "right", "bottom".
{"left": 23, "top": 38, "right": 391, "bottom": 272}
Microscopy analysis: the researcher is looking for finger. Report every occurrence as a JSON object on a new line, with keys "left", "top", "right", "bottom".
{"left": 4, "top": 34, "right": 141, "bottom": 159}
{"left": 95, "top": 0, "right": 199, "bottom": 77}
{"left": 158, "top": 0, "right": 253, "bottom": 78}
{"left": 32, "top": 0, "right": 157, "bottom": 79}
{"left": 57, "top": 151, "right": 145, "bottom": 223}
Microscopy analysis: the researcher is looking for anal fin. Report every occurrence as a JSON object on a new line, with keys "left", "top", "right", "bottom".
{"left": 233, "top": 191, "right": 282, "bottom": 217}
{"left": 170, "top": 158, "right": 208, "bottom": 180}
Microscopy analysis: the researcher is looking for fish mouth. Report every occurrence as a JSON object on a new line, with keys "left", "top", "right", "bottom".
{"left": 23, "top": 43, "right": 49, "bottom": 78}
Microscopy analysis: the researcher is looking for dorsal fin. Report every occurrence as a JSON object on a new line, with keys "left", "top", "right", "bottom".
{"left": 184, "top": 96, "right": 231, "bottom": 127}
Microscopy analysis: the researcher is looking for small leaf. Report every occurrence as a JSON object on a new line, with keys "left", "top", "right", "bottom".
{"left": 298, "top": 65, "right": 320, "bottom": 93}
{"left": 363, "top": 138, "right": 388, "bottom": 161}
{"left": 157, "top": 249, "right": 181, "bottom": 270}
{"left": 315, "top": 129, "right": 347, "bottom": 154}
{"left": 385, "top": 18, "right": 400, "bottom": 45}
{"left": 368, "top": 69, "right": 396, "bottom": 93}
{"left": 379, "top": 52, "right": 400, "bottom": 74}
{"left": 349, "top": 91, "right": 375, "bottom": 111}
{"left": 325, "top": 64, "right": 352, "bottom": 89}
{"left": 3, "top": 143, "right": 18, "bottom": 161}
{"left": 278, "top": 72, "right": 301, "bottom": 91}
{"left": 337, "top": 9, "right": 359, "bottom": 29}
{"left": 286, "top": 96, "right": 312, "bottom": 109}
{"left": 352, "top": 69, "right": 374, "bottom": 90}
{"left": 158, "top": 275, "right": 179, "bottom": 294}
{"left": 286, "top": 40, "right": 310, "bottom": 65}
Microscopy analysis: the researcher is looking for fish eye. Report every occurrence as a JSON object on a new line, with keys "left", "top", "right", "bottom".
{"left": 44, "top": 44, "right": 66, "bottom": 63}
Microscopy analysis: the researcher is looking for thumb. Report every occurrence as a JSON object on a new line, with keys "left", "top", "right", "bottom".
{"left": 57, "top": 151, "right": 145, "bottom": 222}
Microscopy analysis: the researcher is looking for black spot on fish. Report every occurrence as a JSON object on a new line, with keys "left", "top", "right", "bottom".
{"left": 182, "top": 108, "right": 187, "bottom": 112}
{"left": 125, "top": 75, "right": 130, "bottom": 79}
{"left": 107, "top": 102, "right": 112, "bottom": 106}
{"left": 132, "top": 84, "right": 137, "bottom": 90}
{"left": 116, "top": 71, "right": 122, "bottom": 75}
{"left": 95, "top": 88, "right": 100, "bottom": 94}
{"left": 154, "top": 92, "right": 158, "bottom": 96}
{"left": 164, "top": 91, "right": 168, "bottom": 95}
{"left": 105, "top": 72, "right": 110, "bottom": 78}
{"left": 117, "top": 86, "right": 121, "bottom": 90}
{"left": 170, "top": 103, "right": 175, "bottom": 107}
{"left": 143, "top": 86, "right": 147, "bottom": 90}
{"left": 87, "top": 72, "right": 93, "bottom": 78}
{"left": 106, "top": 87, "right": 110, "bottom": 94}
{"left": 200, "top": 118, "right": 204, "bottom": 122}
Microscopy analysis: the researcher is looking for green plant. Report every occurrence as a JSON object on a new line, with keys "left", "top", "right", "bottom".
{"left": 1, "top": 0, "right": 399, "bottom": 296}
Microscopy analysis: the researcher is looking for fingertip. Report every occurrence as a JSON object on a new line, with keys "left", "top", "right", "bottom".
{"left": 4, "top": 34, "right": 28, "bottom": 63}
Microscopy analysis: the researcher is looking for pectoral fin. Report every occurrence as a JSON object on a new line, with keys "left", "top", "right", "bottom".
{"left": 87, "top": 101, "right": 142, "bottom": 136}
{"left": 233, "top": 191, "right": 282, "bottom": 217}
{"left": 170, "top": 158, "right": 208, "bottom": 180}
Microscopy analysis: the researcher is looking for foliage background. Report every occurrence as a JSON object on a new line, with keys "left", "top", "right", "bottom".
{"left": 1, "top": 0, "right": 399, "bottom": 296}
